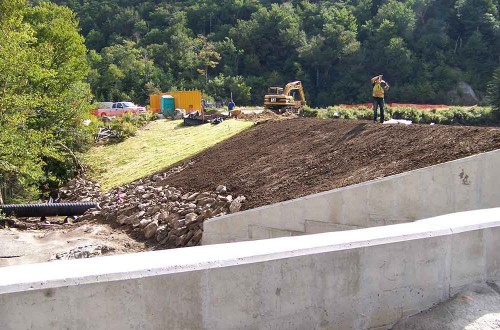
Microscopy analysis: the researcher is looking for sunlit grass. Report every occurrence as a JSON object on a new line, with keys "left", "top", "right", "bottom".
{"left": 82, "top": 119, "right": 253, "bottom": 191}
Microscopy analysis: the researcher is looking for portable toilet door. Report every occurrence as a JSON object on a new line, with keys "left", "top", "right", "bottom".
{"left": 160, "top": 95, "right": 175, "bottom": 117}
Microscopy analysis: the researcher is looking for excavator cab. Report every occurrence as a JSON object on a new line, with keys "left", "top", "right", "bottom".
{"left": 267, "top": 87, "right": 283, "bottom": 95}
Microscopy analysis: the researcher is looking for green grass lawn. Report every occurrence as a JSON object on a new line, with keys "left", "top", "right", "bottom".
{"left": 83, "top": 119, "right": 253, "bottom": 191}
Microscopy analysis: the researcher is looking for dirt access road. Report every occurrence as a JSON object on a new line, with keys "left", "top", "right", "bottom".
{"left": 0, "top": 220, "right": 146, "bottom": 267}
{"left": 2, "top": 116, "right": 500, "bottom": 266}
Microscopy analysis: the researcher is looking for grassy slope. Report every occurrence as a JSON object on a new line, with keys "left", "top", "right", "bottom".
{"left": 83, "top": 119, "right": 253, "bottom": 191}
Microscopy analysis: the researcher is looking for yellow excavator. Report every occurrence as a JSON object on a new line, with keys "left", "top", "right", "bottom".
{"left": 264, "top": 81, "right": 306, "bottom": 113}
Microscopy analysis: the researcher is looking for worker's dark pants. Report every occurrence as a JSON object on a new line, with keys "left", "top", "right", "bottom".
{"left": 373, "top": 97, "right": 384, "bottom": 123}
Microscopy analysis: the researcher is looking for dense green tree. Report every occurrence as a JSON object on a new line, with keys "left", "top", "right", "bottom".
{"left": 487, "top": 67, "right": 500, "bottom": 116}
{"left": 0, "top": 0, "right": 44, "bottom": 203}
{"left": 206, "top": 74, "right": 252, "bottom": 104}
{"left": 194, "top": 35, "right": 222, "bottom": 84}
{"left": 230, "top": 3, "right": 305, "bottom": 75}
{"left": 48, "top": 0, "right": 500, "bottom": 107}
{"left": 214, "top": 37, "right": 244, "bottom": 76}
{"left": 299, "top": 4, "right": 360, "bottom": 88}
{"left": 0, "top": 0, "right": 92, "bottom": 202}
{"left": 88, "top": 42, "right": 162, "bottom": 104}
{"left": 186, "top": 0, "right": 261, "bottom": 38}
{"left": 455, "top": 0, "right": 499, "bottom": 40}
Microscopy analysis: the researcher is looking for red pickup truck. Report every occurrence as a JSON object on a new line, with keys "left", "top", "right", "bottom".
{"left": 91, "top": 102, "right": 146, "bottom": 117}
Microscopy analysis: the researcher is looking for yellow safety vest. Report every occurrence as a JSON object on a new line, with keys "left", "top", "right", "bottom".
{"left": 373, "top": 83, "right": 384, "bottom": 98}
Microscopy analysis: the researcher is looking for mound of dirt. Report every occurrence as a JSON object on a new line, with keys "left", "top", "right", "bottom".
{"left": 3, "top": 118, "right": 500, "bottom": 266}
{"left": 161, "top": 118, "right": 500, "bottom": 210}
{"left": 236, "top": 109, "right": 296, "bottom": 123}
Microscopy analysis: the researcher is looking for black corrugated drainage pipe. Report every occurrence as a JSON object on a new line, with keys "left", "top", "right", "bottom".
{"left": 0, "top": 202, "right": 97, "bottom": 217}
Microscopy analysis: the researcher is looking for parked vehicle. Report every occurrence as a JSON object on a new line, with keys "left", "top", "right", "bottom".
{"left": 91, "top": 102, "right": 146, "bottom": 117}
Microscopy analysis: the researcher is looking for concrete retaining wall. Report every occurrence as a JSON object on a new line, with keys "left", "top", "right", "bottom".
{"left": 203, "top": 149, "right": 500, "bottom": 244}
{"left": 1, "top": 208, "right": 500, "bottom": 330}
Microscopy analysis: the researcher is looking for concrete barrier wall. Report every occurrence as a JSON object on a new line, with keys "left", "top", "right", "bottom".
{"left": 203, "top": 149, "right": 500, "bottom": 244}
{"left": 1, "top": 208, "right": 500, "bottom": 330}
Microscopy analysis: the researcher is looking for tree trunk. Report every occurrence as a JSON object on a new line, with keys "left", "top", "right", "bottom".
{"left": 316, "top": 67, "right": 320, "bottom": 87}
{"left": 209, "top": 14, "right": 213, "bottom": 35}
{"left": 55, "top": 142, "right": 85, "bottom": 176}
{"left": 454, "top": 35, "right": 462, "bottom": 53}
{"left": 2, "top": 79, "right": 6, "bottom": 98}
{"left": 0, "top": 177, "right": 5, "bottom": 205}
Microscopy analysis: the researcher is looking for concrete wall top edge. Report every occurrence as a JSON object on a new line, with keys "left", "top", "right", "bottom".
{"left": 418, "top": 207, "right": 500, "bottom": 233}
{"left": 205, "top": 149, "right": 500, "bottom": 224}
{"left": 1, "top": 207, "right": 499, "bottom": 295}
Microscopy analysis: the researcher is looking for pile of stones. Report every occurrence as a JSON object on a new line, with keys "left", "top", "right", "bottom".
{"left": 51, "top": 245, "right": 115, "bottom": 261}
{"left": 60, "top": 177, "right": 102, "bottom": 202}
{"left": 77, "top": 174, "right": 245, "bottom": 248}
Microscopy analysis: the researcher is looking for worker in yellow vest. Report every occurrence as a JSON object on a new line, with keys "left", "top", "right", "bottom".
{"left": 371, "top": 75, "right": 390, "bottom": 123}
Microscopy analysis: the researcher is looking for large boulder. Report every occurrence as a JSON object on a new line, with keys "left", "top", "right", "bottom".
{"left": 447, "top": 81, "right": 480, "bottom": 106}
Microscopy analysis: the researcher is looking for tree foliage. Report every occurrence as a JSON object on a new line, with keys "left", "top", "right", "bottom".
{"left": 0, "top": 0, "right": 92, "bottom": 203}
{"left": 3, "top": 0, "right": 498, "bottom": 201}
{"left": 50, "top": 0, "right": 499, "bottom": 108}
{"left": 487, "top": 67, "right": 500, "bottom": 116}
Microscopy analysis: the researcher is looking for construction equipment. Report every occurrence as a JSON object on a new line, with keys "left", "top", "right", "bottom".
{"left": 264, "top": 81, "right": 306, "bottom": 113}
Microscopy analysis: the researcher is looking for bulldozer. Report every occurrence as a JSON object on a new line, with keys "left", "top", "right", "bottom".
{"left": 264, "top": 81, "right": 306, "bottom": 113}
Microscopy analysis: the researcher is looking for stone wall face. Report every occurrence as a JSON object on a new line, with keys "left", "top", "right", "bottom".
{"left": 203, "top": 149, "right": 500, "bottom": 244}
{"left": 1, "top": 208, "right": 500, "bottom": 330}
{"left": 63, "top": 173, "right": 246, "bottom": 249}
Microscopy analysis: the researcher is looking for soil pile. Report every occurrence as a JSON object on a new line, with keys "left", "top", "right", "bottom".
{"left": 236, "top": 109, "right": 296, "bottom": 123}
{"left": 161, "top": 118, "right": 500, "bottom": 210}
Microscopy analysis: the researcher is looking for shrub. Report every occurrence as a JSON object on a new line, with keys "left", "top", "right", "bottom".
{"left": 421, "top": 109, "right": 443, "bottom": 124}
{"left": 109, "top": 119, "right": 137, "bottom": 141}
{"left": 356, "top": 106, "right": 373, "bottom": 120}
{"left": 301, "top": 106, "right": 318, "bottom": 117}
{"left": 314, "top": 104, "right": 495, "bottom": 126}
{"left": 325, "top": 106, "right": 350, "bottom": 119}
{"left": 97, "top": 113, "right": 155, "bottom": 143}
{"left": 325, "top": 106, "right": 372, "bottom": 120}
{"left": 390, "top": 106, "right": 423, "bottom": 123}
{"left": 121, "top": 112, "right": 156, "bottom": 126}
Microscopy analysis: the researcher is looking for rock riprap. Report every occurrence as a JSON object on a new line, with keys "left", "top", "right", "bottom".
{"left": 60, "top": 177, "right": 102, "bottom": 202}
{"left": 76, "top": 174, "right": 245, "bottom": 248}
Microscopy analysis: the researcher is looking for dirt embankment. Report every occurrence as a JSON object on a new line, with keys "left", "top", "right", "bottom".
{"left": 3, "top": 117, "right": 500, "bottom": 266}
{"left": 162, "top": 118, "right": 500, "bottom": 210}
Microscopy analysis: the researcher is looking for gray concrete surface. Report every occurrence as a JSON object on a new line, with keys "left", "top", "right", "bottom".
{"left": 1, "top": 208, "right": 499, "bottom": 329}
{"left": 0, "top": 224, "right": 142, "bottom": 267}
{"left": 203, "top": 149, "right": 500, "bottom": 245}
{"left": 392, "top": 282, "right": 500, "bottom": 330}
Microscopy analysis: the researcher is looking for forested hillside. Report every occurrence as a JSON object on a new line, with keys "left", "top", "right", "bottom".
{"left": 52, "top": 0, "right": 500, "bottom": 106}
{"left": 1, "top": 0, "right": 499, "bottom": 204}
{"left": 1, "top": 0, "right": 93, "bottom": 203}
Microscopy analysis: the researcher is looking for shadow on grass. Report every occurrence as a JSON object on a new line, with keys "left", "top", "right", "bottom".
{"left": 173, "top": 119, "right": 208, "bottom": 129}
